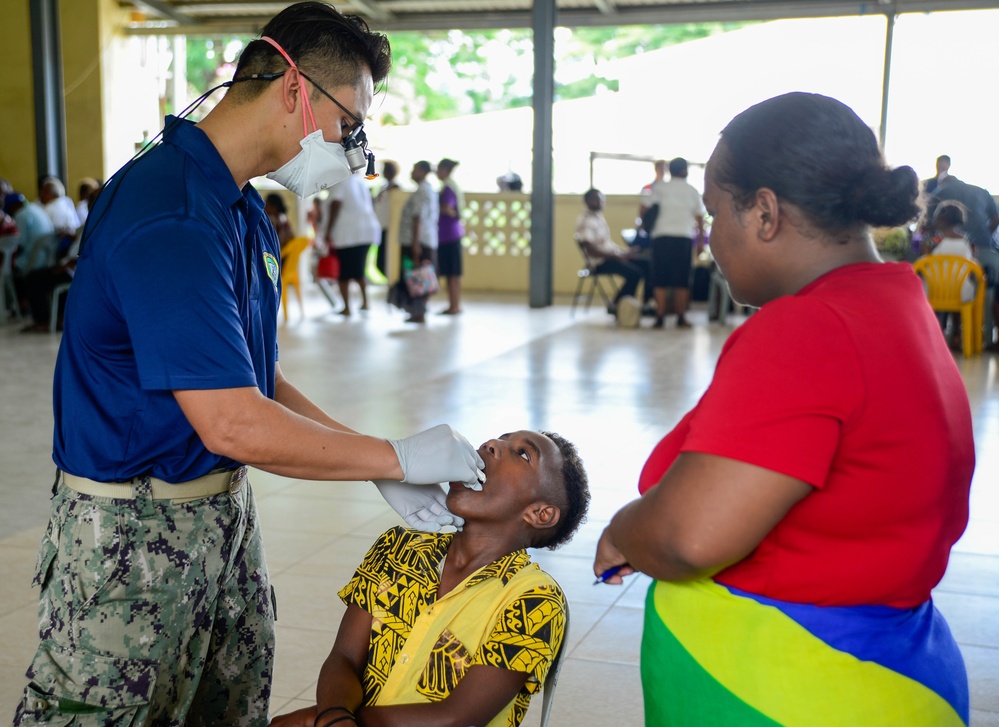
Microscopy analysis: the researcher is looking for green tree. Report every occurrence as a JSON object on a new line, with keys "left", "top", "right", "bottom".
{"left": 169, "top": 22, "right": 750, "bottom": 123}
{"left": 380, "top": 22, "right": 751, "bottom": 123}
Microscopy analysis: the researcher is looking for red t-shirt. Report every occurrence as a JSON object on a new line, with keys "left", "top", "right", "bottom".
{"left": 638, "top": 263, "right": 974, "bottom": 608}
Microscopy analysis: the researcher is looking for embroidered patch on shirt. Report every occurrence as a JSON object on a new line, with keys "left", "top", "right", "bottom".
{"left": 263, "top": 252, "right": 279, "bottom": 289}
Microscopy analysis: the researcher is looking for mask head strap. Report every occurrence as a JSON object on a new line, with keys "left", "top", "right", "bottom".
{"left": 261, "top": 36, "right": 317, "bottom": 137}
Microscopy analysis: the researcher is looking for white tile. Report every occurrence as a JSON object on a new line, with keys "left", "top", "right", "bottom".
{"left": 972, "top": 710, "right": 999, "bottom": 727}
{"left": 965, "top": 644, "right": 999, "bottom": 713}
{"left": 571, "top": 605, "right": 644, "bottom": 665}
{"left": 524, "top": 658, "right": 644, "bottom": 725}
{"left": 934, "top": 592, "right": 999, "bottom": 649}
{"left": 270, "top": 571, "right": 348, "bottom": 634}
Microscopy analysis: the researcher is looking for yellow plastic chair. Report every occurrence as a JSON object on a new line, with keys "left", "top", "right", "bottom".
{"left": 913, "top": 254, "right": 986, "bottom": 357}
{"left": 280, "top": 236, "right": 311, "bottom": 322}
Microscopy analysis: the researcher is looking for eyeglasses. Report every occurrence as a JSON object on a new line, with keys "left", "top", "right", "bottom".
{"left": 242, "top": 70, "right": 363, "bottom": 136}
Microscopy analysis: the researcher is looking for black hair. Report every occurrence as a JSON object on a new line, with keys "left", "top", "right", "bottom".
{"left": 933, "top": 200, "right": 966, "bottom": 231}
{"left": 937, "top": 154, "right": 951, "bottom": 165}
{"left": 265, "top": 193, "right": 288, "bottom": 214}
{"left": 583, "top": 188, "right": 602, "bottom": 204}
{"left": 414, "top": 160, "right": 432, "bottom": 174}
{"left": 534, "top": 431, "right": 590, "bottom": 550}
{"left": 669, "top": 157, "right": 688, "bottom": 177}
{"left": 383, "top": 160, "right": 399, "bottom": 180}
{"left": 715, "top": 92, "right": 920, "bottom": 235}
{"left": 229, "top": 1, "right": 391, "bottom": 103}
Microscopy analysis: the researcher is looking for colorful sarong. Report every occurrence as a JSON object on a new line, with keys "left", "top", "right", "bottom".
{"left": 642, "top": 579, "right": 968, "bottom": 726}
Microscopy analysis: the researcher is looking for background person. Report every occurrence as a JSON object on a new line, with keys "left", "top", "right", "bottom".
{"left": 320, "top": 169, "right": 380, "bottom": 315}
{"left": 928, "top": 200, "right": 979, "bottom": 349}
{"left": 37, "top": 176, "right": 80, "bottom": 253}
{"left": 641, "top": 157, "right": 705, "bottom": 328}
{"left": 14, "top": 5, "right": 483, "bottom": 726}
{"left": 922, "top": 154, "right": 950, "bottom": 197}
{"left": 396, "top": 160, "right": 439, "bottom": 324}
{"left": 436, "top": 157, "right": 465, "bottom": 314}
{"left": 20, "top": 182, "right": 103, "bottom": 333}
{"left": 265, "top": 192, "right": 296, "bottom": 250}
{"left": 5, "top": 191, "right": 55, "bottom": 275}
{"left": 924, "top": 170, "right": 999, "bottom": 350}
{"left": 75, "top": 177, "right": 100, "bottom": 227}
{"left": 270, "top": 429, "right": 590, "bottom": 727}
{"left": 575, "top": 188, "right": 645, "bottom": 315}
{"left": 594, "top": 92, "right": 973, "bottom": 726}
{"left": 371, "top": 160, "right": 400, "bottom": 279}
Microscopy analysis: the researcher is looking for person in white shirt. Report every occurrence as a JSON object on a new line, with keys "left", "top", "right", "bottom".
{"left": 640, "top": 158, "right": 706, "bottom": 328}
{"left": 930, "top": 200, "right": 977, "bottom": 303}
{"left": 38, "top": 177, "right": 80, "bottom": 239}
{"left": 321, "top": 171, "right": 381, "bottom": 316}
{"left": 575, "top": 189, "right": 645, "bottom": 312}
{"left": 75, "top": 177, "right": 100, "bottom": 227}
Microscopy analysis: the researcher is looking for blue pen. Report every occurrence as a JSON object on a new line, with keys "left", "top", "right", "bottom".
{"left": 593, "top": 564, "right": 627, "bottom": 585}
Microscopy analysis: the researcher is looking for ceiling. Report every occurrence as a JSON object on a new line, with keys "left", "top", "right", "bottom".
{"left": 120, "top": 0, "right": 999, "bottom": 34}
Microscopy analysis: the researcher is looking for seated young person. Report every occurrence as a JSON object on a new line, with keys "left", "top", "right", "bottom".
{"left": 270, "top": 430, "right": 590, "bottom": 727}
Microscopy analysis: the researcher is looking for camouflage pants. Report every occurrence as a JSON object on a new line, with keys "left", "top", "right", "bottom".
{"left": 14, "top": 476, "right": 276, "bottom": 726}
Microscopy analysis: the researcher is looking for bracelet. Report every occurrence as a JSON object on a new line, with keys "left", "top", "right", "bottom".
{"left": 321, "top": 716, "right": 356, "bottom": 727}
{"left": 314, "top": 706, "right": 353, "bottom": 727}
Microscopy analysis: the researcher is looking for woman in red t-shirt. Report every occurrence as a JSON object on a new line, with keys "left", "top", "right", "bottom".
{"left": 593, "top": 92, "right": 973, "bottom": 726}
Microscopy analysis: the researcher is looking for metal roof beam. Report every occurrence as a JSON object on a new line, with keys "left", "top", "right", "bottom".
{"left": 349, "top": 0, "right": 395, "bottom": 23}
{"left": 130, "top": 0, "right": 195, "bottom": 24}
{"left": 121, "top": 0, "right": 999, "bottom": 35}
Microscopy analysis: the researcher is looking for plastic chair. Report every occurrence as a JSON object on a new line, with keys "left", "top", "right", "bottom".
{"left": 0, "top": 237, "right": 22, "bottom": 324}
{"left": 50, "top": 281, "right": 72, "bottom": 333}
{"left": 280, "top": 236, "right": 311, "bottom": 322}
{"left": 913, "top": 254, "right": 986, "bottom": 357}
{"left": 538, "top": 601, "right": 569, "bottom": 727}
{"left": 570, "top": 235, "right": 620, "bottom": 317}
{"left": 708, "top": 264, "right": 753, "bottom": 325}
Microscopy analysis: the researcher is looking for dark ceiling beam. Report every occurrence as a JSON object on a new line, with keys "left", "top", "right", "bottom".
{"left": 121, "top": 0, "right": 999, "bottom": 34}
{"left": 130, "top": 0, "right": 196, "bottom": 24}
{"left": 349, "top": 0, "right": 395, "bottom": 23}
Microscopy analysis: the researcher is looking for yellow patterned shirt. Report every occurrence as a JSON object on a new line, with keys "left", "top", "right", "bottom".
{"left": 338, "top": 527, "right": 566, "bottom": 727}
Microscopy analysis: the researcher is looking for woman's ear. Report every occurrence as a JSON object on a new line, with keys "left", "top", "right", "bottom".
{"left": 524, "top": 503, "right": 561, "bottom": 532}
{"left": 754, "top": 188, "right": 781, "bottom": 242}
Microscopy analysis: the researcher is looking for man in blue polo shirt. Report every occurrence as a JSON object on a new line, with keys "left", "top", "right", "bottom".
{"left": 14, "top": 4, "right": 484, "bottom": 726}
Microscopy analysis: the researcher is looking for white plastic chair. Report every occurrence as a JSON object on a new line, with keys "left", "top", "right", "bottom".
{"left": 50, "top": 281, "right": 72, "bottom": 332}
{"left": 0, "top": 237, "right": 22, "bottom": 324}
{"left": 570, "top": 236, "right": 620, "bottom": 317}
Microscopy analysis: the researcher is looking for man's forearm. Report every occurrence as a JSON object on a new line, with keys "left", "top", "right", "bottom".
{"left": 174, "top": 387, "right": 403, "bottom": 482}
{"left": 275, "top": 375, "right": 356, "bottom": 434}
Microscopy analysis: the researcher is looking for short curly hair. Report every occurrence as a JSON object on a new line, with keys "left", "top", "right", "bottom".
{"left": 533, "top": 431, "right": 590, "bottom": 550}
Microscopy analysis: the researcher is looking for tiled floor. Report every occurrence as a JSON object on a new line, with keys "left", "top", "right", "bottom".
{"left": 1, "top": 286, "right": 996, "bottom": 725}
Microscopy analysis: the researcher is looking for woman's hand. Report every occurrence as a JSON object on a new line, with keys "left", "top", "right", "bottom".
{"left": 594, "top": 526, "right": 634, "bottom": 585}
{"left": 268, "top": 705, "right": 317, "bottom": 727}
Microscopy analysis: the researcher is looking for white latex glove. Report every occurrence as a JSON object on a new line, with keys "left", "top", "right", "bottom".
{"left": 388, "top": 424, "right": 485, "bottom": 486}
{"left": 374, "top": 480, "right": 465, "bottom": 532}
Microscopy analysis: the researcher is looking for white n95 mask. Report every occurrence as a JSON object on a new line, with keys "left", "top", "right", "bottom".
{"left": 267, "top": 129, "right": 353, "bottom": 198}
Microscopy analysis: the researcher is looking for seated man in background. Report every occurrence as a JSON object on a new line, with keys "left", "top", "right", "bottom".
{"left": 576, "top": 188, "right": 646, "bottom": 315}
{"left": 270, "top": 429, "right": 590, "bottom": 727}
{"left": 38, "top": 176, "right": 80, "bottom": 253}
{"left": 20, "top": 182, "right": 103, "bottom": 332}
